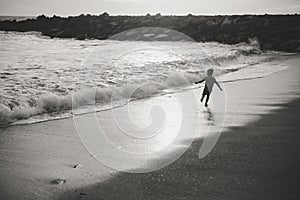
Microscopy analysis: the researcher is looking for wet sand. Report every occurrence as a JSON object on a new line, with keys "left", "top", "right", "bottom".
{"left": 0, "top": 56, "right": 300, "bottom": 199}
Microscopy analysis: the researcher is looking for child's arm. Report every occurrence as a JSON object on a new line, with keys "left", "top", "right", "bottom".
{"left": 215, "top": 80, "right": 223, "bottom": 91}
{"left": 195, "top": 78, "right": 205, "bottom": 84}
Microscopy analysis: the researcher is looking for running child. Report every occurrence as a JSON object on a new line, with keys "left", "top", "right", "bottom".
{"left": 195, "top": 69, "right": 223, "bottom": 107}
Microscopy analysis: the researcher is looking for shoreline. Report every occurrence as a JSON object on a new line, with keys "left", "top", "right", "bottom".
{"left": 3, "top": 53, "right": 296, "bottom": 128}
{"left": 0, "top": 56, "right": 299, "bottom": 199}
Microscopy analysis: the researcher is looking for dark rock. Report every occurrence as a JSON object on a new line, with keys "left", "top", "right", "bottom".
{"left": 0, "top": 14, "right": 299, "bottom": 52}
{"left": 278, "top": 39, "right": 300, "bottom": 52}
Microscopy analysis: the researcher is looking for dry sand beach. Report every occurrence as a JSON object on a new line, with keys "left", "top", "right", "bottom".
{"left": 0, "top": 55, "right": 300, "bottom": 199}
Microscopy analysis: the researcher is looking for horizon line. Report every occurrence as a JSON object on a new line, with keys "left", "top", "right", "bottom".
{"left": 0, "top": 12, "right": 299, "bottom": 18}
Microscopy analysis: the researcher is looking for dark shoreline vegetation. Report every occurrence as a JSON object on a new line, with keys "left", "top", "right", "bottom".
{"left": 0, "top": 13, "right": 299, "bottom": 52}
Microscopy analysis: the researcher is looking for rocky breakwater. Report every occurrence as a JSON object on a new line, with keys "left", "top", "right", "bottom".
{"left": 0, "top": 13, "right": 299, "bottom": 52}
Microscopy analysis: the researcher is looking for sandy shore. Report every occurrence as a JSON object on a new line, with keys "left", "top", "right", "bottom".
{"left": 0, "top": 56, "right": 300, "bottom": 200}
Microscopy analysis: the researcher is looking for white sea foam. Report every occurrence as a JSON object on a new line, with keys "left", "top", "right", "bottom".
{"left": 0, "top": 31, "right": 288, "bottom": 126}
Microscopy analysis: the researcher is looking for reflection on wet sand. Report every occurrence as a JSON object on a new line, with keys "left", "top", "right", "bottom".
{"left": 203, "top": 107, "right": 215, "bottom": 126}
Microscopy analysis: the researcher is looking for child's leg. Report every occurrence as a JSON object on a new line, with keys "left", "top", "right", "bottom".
{"left": 201, "top": 86, "right": 207, "bottom": 102}
{"left": 205, "top": 93, "right": 210, "bottom": 107}
{"left": 200, "top": 94, "right": 205, "bottom": 102}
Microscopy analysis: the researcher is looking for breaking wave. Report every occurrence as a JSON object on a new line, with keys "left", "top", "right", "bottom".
{"left": 0, "top": 59, "right": 287, "bottom": 127}
{"left": 0, "top": 72, "right": 200, "bottom": 126}
{"left": 0, "top": 34, "right": 288, "bottom": 126}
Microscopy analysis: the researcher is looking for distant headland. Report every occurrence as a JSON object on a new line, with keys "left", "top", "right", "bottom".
{"left": 0, "top": 13, "right": 299, "bottom": 52}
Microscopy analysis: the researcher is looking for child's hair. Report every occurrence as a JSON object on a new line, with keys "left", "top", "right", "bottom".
{"left": 207, "top": 69, "right": 214, "bottom": 76}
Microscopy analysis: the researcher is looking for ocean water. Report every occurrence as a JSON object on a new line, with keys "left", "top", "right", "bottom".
{"left": 0, "top": 31, "right": 288, "bottom": 126}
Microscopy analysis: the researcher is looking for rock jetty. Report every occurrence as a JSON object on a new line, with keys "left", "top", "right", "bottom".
{"left": 0, "top": 13, "right": 299, "bottom": 52}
